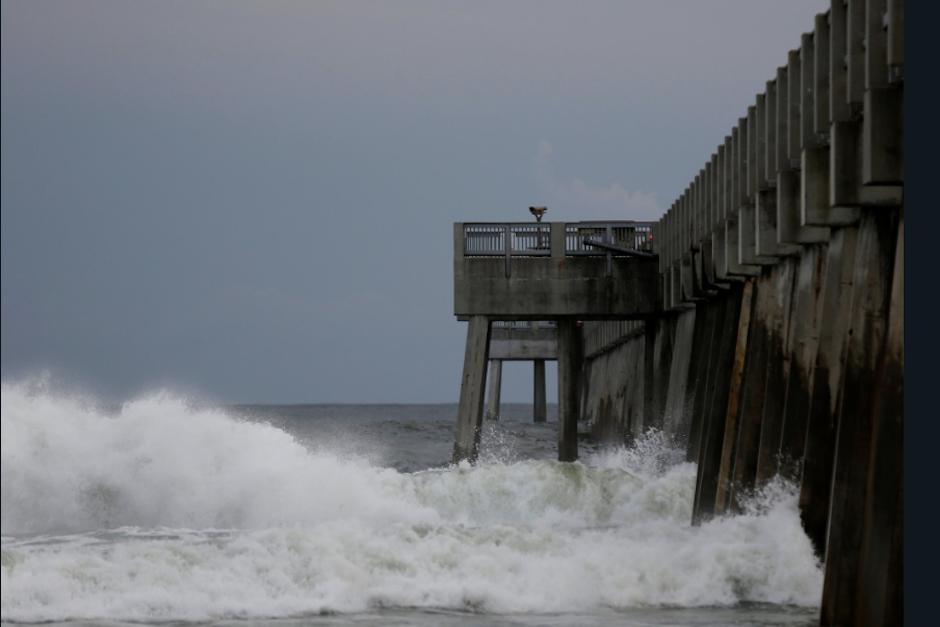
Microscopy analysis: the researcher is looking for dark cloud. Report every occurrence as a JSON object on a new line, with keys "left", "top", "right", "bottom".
{"left": 2, "top": 0, "right": 827, "bottom": 402}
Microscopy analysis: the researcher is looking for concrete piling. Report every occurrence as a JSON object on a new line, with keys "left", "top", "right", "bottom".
{"left": 777, "top": 246, "right": 827, "bottom": 480}
{"left": 485, "top": 359, "right": 502, "bottom": 421}
{"left": 557, "top": 318, "right": 583, "bottom": 462}
{"left": 798, "top": 226, "right": 859, "bottom": 555}
{"left": 692, "top": 287, "right": 742, "bottom": 523}
{"left": 714, "top": 281, "right": 755, "bottom": 514}
{"left": 533, "top": 359, "right": 547, "bottom": 423}
{"left": 753, "top": 261, "right": 796, "bottom": 483}
{"left": 854, "top": 211, "right": 903, "bottom": 627}
{"left": 821, "top": 210, "right": 899, "bottom": 626}
{"left": 452, "top": 316, "right": 491, "bottom": 464}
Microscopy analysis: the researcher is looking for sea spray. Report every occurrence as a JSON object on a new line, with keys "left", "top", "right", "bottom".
{"left": 1, "top": 382, "right": 823, "bottom": 622}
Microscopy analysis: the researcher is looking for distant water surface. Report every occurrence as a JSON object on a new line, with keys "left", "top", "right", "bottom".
{"left": 1, "top": 384, "right": 822, "bottom": 626}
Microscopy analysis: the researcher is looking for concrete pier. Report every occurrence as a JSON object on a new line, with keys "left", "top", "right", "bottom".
{"left": 485, "top": 359, "right": 502, "bottom": 421}
{"left": 453, "top": 223, "right": 654, "bottom": 461}
{"left": 454, "top": 221, "right": 658, "bottom": 320}
{"left": 450, "top": 2, "right": 902, "bottom": 622}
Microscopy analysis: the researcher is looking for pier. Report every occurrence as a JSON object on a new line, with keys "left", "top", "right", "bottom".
{"left": 450, "top": 1, "right": 903, "bottom": 624}
{"left": 452, "top": 221, "right": 655, "bottom": 463}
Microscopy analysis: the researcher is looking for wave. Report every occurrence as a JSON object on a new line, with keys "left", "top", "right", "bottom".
{"left": 0, "top": 381, "right": 823, "bottom": 621}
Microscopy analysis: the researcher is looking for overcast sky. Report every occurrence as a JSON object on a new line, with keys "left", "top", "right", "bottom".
{"left": 2, "top": 0, "right": 827, "bottom": 403}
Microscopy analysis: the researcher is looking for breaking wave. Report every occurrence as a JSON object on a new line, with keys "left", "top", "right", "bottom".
{"left": 1, "top": 381, "right": 822, "bottom": 622}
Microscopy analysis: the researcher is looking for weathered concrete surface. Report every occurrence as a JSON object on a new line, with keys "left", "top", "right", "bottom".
{"left": 854, "top": 212, "right": 903, "bottom": 627}
{"left": 485, "top": 359, "right": 502, "bottom": 421}
{"left": 452, "top": 316, "right": 491, "bottom": 463}
{"left": 728, "top": 274, "right": 774, "bottom": 509}
{"left": 799, "top": 226, "right": 859, "bottom": 555}
{"left": 686, "top": 300, "right": 720, "bottom": 463}
{"left": 582, "top": 339, "right": 633, "bottom": 443}
{"left": 452, "top": 7, "right": 903, "bottom": 622}
{"left": 645, "top": 316, "right": 676, "bottom": 431}
{"left": 564, "top": 5, "right": 903, "bottom": 624}
{"left": 454, "top": 255, "right": 660, "bottom": 319}
{"left": 661, "top": 311, "right": 695, "bottom": 439}
{"left": 821, "top": 210, "right": 900, "bottom": 627}
{"left": 557, "top": 318, "right": 583, "bottom": 462}
{"left": 714, "top": 280, "right": 755, "bottom": 514}
{"left": 754, "top": 261, "right": 797, "bottom": 482}
{"left": 488, "top": 326, "right": 557, "bottom": 360}
{"left": 777, "top": 245, "right": 828, "bottom": 479}
{"left": 621, "top": 339, "right": 646, "bottom": 440}
{"left": 585, "top": 336, "right": 646, "bottom": 442}
{"left": 692, "top": 287, "right": 742, "bottom": 523}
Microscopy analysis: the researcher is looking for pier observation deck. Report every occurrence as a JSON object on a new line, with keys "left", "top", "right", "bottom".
{"left": 454, "top": 221, "right": 660, "bottom": 320}
{"left": 452, "top": 220, "right": 660, "bottom": 463}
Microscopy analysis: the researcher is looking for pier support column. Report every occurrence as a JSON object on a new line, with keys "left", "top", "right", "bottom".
{"left": 821, "top": 211, "right": 900, "bottom": 626}
{"left": 557, "top": 318, "right": 583, "bottom": 462}
{"left": 533, "top": 359, "right": 547, "bottom": 423}
{"left": 453, "top": 316, "right": 491, "bottom": 463}
{"left": 485, "top": 359, "right": 502, "bottom": 421}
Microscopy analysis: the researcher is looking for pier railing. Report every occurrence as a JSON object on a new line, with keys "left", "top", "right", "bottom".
{"left": 461, "top": 221, "right": 654, "bottom": 258}
{"left": 565, "top": 222, "right": 653, "bottom": 255}
{"left": 463, "top": 223, "right": 551, "bottom": 257}
{"left": 491, "top": 321, "right": 557, "bottom": 330}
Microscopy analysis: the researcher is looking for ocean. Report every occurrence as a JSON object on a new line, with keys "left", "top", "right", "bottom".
{"left": 1, "top": 382, "right": 822, "bottom": 626}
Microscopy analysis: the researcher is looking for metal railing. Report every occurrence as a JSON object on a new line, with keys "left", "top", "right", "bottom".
{"left": 462, "top": 221, "right": 654, "bottom": 257}
{"left": 491, "top": 321, "right": 557, "bottom": 330}
{"left": 463, "top": 223, "right": 551, "bottom": 257}
{"left": 565, "top": 222, "right": 654, "bottom": 255}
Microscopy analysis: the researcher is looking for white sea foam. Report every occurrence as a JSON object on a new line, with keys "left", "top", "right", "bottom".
{"left": 1, "top": 381, "right": 823, "bottom": 622}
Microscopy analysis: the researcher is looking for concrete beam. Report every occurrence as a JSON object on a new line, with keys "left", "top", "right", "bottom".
{"left": 728, "top": 119, "right": 762, "bottom": 276}
{"left": 862, "top": 87, "right": 903, "bottom": 185}
{"left": 454, "top": 254, "right": 659, "bottom": 319}
{"left": 829, "top": 0, "right": 852, "bottom": 124}
{"left": 813, "top": 13, "right": 831, "bottom": 138}
{"left": 488, "top": 325, "right": 557, "bottom": 361}
{"left": 802, "top": 145, "right": 860, "bottom": 226}
{"left": 886, "top": 0, "right": 904, "bottom": 73}
{"left": 780, "top": 53, "right": 831, "bottom": 246}
{"left": 779, "top": 168, "right": 830, "bottom": 245}
{"left": 831, "top": 119, "right": 903, "bottom": 209}
{"left": 846, "top": 0, "right": 866, "bottom": 109}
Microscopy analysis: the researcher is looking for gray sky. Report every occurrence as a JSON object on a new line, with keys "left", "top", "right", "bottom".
{"left": 2, "top": 0, "right": 827, "bottom": 403}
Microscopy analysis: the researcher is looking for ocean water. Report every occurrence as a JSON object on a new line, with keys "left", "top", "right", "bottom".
{"left": 1, "top": 382, "right": 822, "bottom": 626}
